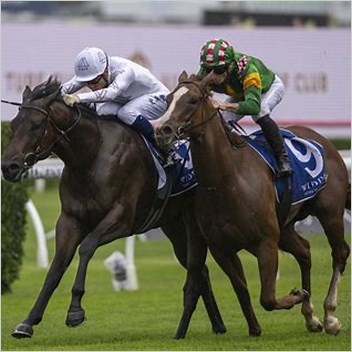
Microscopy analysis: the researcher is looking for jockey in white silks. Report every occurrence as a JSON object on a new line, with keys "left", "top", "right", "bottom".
{"left": 61, "top": 47, "right": 169, "bottom": 140}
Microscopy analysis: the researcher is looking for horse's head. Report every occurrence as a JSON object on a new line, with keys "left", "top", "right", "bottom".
{"left": 155, "top": 70, "right": 222, "bottom": 150}
{"left": 1, "top": 76, "right": 80, "bottom": 182}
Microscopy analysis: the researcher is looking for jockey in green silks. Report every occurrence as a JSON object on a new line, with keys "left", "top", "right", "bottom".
{"left": 197, "top": 38, "right": 292, "bottom": 177}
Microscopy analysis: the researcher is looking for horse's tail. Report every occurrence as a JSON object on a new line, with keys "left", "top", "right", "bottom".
{"left": 346, "top": 182, "right": 351, "bottom": 210}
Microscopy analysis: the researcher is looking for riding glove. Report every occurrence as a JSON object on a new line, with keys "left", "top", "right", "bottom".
{"left": 63, "top": 94, "right": 80, "bottom": 107}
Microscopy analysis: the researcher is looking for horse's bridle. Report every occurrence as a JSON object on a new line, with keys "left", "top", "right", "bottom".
{"left": 172, "top": 81, "right": 219, "bottom": 139}
{"left": 2, "top": 97, "right": 82, "bottom": 169}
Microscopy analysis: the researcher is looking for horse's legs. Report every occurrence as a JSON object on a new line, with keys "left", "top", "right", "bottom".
{"left": 171, "top": 210, "right": 226, "bottom": 339}
{"left": 198, "top": 264, "right": 227, "bottom": 335}
{"left": 279, "top": 225, "right": 323, "bottom": 332}
{"left": 256, "top": 237, "right": 307, "bottom": 311}
{"left": 208, "top": 245, "right": 261, "bottom": 337}
{"left": 163, "top": 222, "right": 226, "bottom": 337}
{"left": 12, "top": 214, "right": 81, "bottom": 338}
{"left": 316, "top": 214, "right": 350, "bottom": 335}
{"left": 66, "top": 205, "right": 131, "bottom": 327}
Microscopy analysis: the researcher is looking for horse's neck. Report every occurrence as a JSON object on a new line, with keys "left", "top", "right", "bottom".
{"left": 191, "top": 115, "right": 240, "bottom": 187}
{"left": 54, "top": 111, "right": 102, "bottom": 170}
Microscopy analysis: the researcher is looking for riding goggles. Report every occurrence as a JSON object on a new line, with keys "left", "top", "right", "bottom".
{"left": 204, "top": 65, "right": 228, "bottom": 75}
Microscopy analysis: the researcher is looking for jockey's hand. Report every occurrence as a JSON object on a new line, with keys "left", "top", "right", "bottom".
{"left": 217, "top": 102, "right": 239, "bottom": 113}
{"left": 211, "top": 98, "right": 222, "bottom": 110}
{"left": 63, "top": 94, "right": 80, "bottom": 107}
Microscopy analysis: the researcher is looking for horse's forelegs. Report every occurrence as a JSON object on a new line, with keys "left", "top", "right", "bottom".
{"left": 279, "top": 227, "right": 323, "bottom": 332}
{"left": 164, "top": 206, "right": 226, "bottom": 339}
{"left": 199, "top": 265, "right": 227, "bottom": 335}
{"left": 174, "top": 224, "right": 210, "bottom": 339}
{"left": 12, "top": 214, "right": 81, "bottom": 339}
{"left": 66, "top": 205, "right": 130, "bottom": 327}
{"left": 170, "top": 241, "right": 226, "bottom": 337}
{"left": 65, "top": 235, "right": 98, "bottom": 327}
{"left": 257, "top": 239, "right": 307, "bottom": 311}
{"left": 209, "top": 246, "right": 261, "bottom": 337}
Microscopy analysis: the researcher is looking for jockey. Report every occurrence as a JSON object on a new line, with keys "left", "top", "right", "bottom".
{"left": 61, "top": 47, "right": 169, "bottom": 141}
{"left": 197, "top": 38, "right": 292, "bottom": 177}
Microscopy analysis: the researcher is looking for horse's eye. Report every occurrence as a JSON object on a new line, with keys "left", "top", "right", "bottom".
{"left": 30, "top": 121, "right": 43, "bottom": 131}
{"left": 189, "top": 97, "right": 199, "bottom": 105}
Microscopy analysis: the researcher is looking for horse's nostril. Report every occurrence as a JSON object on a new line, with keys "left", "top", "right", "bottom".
{"left": 1, "top": 160, "right": 23, "bottom": 182}
{"left": 8, "top": 163, "right": 20, "bottom": 172}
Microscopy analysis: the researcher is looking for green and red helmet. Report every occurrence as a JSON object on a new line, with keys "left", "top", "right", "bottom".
{"left": 199, "top": 39, "right": 235, "bottom": 68}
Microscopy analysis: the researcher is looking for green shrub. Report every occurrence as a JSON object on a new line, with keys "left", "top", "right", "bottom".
{"left": 1, "top": 122, "right": 29, "bottom": 294}
{"left": 330, "top": 138, "right": 351, "bottom": 151}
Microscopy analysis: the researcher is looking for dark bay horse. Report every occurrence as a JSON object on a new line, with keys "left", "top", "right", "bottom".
{"left": 1, "top": 76, "right": 226, "bottom": 339}
{"left": 155, "top": 71, "right": 350, "bottom": 336}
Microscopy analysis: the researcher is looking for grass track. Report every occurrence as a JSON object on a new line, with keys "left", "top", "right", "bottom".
{"left": 1, "top": 186, "right": 351, "bottom": 351}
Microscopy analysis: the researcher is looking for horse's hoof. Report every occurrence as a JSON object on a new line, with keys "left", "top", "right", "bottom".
{"left": 213, "top": 324, "right": 227, "bottom": 334}
{"left": 12, "top": 323, "right": 33, "bottom": 339}
{"left": 289, "top": 287, "right": 299, "bottom": 295}
{"left": 249, "top": 328, "right": 262, "bottom": 337}
{"left": 173, "top": 333, "right": 186, "bottom": 340}
{"left": 324, "top": 317, "right": 342, "bottom": 335}
{"left": 306, "top": 316, "right": 323, "bottom": 332}
{"left": 66, "top": 309, "right": 86, "bottom": 327}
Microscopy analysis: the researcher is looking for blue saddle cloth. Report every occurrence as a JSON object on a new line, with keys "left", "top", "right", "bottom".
{"left": 245, "top": 129, "right": 327, "bottom": 204}
{"left": 144, "top": 139, "right": 197, "bottom": 196}
{"left": 146, "top": 129, "right": 327, "bottom": 204}
{"left": 165, "top": 141, "right": 198, "bottom": 196}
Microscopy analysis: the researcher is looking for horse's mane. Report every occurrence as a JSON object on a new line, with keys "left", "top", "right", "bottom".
{"left": 31, "top": 75, "right": 62, "bottom": 101}
{"left": 31, "top": 75, "right": 103, "bottom": 120}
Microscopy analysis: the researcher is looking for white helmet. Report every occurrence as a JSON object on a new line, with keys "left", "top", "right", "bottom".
{"left": 74, "top": 47, "right": 108, "bottom": 82}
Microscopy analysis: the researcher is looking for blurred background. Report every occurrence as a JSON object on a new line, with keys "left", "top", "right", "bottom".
{"left": 1, "top": 1, "right": 351, "bottom": 138}
{"left": 1, "top": 1, "right": 351, "bottom": 27}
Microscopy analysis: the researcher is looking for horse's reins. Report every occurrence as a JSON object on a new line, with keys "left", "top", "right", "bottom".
{"left": 1, "top": 97, "right": 82, "bottom": 169}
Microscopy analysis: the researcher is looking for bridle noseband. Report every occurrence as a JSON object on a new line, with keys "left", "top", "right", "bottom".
{"left": 173, "top": 81, "right": 219, "bottom": 139}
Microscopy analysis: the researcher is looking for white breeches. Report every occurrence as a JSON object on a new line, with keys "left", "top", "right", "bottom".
{"left": 96, "top": 91, "right": 168, "bottom": 125}
{"left": 222, "top": 74, "right": 285, "bottom": 123}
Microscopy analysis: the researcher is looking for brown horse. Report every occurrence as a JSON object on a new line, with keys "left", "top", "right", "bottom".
{"left": 155, "top": 71, "right": 350, "bottom": 336}
{"left": 1, "top": 76, "right": 226, "bottom": 339}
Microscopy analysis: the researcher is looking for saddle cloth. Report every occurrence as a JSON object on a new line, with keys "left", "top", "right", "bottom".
{"left": 245, "top": 129, "right": 327, "bottom": 205}
{"left": 142, "top": 137, "right": 197, "bottom": 196}
{"left": 144, "top": 128, "right": 327, "bottom": 205}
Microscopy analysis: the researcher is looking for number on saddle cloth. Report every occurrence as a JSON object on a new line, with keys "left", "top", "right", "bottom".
{"left": 245, "top": 129, "right": 327, "bottom": 205}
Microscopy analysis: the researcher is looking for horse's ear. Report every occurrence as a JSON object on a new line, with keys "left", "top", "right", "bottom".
{"left": 22, "top": 85, "right": 32, "bottom": 101}
{"left": 43, "top": 89, "right": 60, "bottom": 105}
{"left": 178, "top": 70, "right": 188, "bottom": 83}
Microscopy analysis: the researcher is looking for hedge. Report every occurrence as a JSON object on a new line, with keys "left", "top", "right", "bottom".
{"left": 1, "top": 122, "right": 29, "bottom": 294}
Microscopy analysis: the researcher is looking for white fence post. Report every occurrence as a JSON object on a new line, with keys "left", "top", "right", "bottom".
{"left": 25, "top": 199, "right": 49, "bottom": 268}
{"left": 125, "top": 235, "right": 138, "bottom": 290}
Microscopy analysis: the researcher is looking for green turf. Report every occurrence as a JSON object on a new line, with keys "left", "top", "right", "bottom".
{"left": 1, "top": 186, "right": 351, "bottom": 351}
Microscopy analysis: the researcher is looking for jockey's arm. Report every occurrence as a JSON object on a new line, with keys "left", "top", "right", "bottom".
{"left": 236, "top": 70, "right": 262, "bottom": 116}
{"left": 76, "top": 67, "right": 135, "bottom": 104}
{"left": 61, "top": 76, "right": 85, "bottom": 95}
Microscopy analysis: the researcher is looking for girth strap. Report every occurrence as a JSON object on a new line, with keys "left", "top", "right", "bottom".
{"left": 133, "top": 170, "right": 173, "bottom": 234}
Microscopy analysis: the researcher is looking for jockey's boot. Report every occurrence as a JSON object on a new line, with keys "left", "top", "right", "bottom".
{"left": 257, "top": 115, "right": 292, "bottom": 177}
{"left": 131, "top": 115, "right": 156, "bottom": 143}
